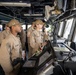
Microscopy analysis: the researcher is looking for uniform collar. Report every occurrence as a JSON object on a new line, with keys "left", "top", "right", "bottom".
{"left": 10, "top": 33, "right": 19, "bottom": 38}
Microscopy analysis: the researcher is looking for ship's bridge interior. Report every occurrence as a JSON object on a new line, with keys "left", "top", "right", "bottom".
{"left": 0, "top": 0, "right": 76, "bottom": 75}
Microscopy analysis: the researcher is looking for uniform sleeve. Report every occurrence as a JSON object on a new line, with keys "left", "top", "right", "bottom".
{"left": 0, "top": 40, "right": 13, "bottom": 73}
{"left": 27, "top": 28, "right": 31, "bottom": 38}
{"left": 0, "top": 32, "right": 2, "bottom": 46}
{"left": 44, "top": 33, "right": 49, "bottom": 41}
{"left": 30, "top": 33, "right": 39, "bottom": 49}
{"left": 0, "top": 32, "right": 4, "bottom": 46}
{"left": 20, "top": 30, "right": 26, "bottom": 50}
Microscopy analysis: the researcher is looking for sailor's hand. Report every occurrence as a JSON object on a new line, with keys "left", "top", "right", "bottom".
{"left": 42, "top": 42, "right": 47, "bottom": 47}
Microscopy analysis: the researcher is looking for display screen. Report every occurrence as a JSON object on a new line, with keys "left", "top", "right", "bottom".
{"left": 38, "top": 51, "right": 52, "bottom": 66}
{"left": 38, "top": 40, "right": 55, "bottom": 66}
{"left": 23, "top": 60, "right": 36, "bottom": 67}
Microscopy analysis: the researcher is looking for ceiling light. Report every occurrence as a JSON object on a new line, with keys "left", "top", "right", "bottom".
{"left": 0, "top": 2, "right": 31, "bottom": 7}
{"left": 24, "top": 14, "right": 43, "bottom": 16}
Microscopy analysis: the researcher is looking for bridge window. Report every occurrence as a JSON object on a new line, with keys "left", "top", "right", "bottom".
{"left": 27, "top": 25, "right": 31, "bottom": 29}
{"left": 0, "top": 25, "right": 3, "bottom": 31}
{"left": 22, "top": 25, "right": 26, "bottom": 30}
{"left": 58, "top": 22, "right": 64, "bottom": 36}
{"left": 73, "top": 29, "right": 76, "bottom": 42}
{"left": 63, "top": 18, "right": 73, "bottom": 39}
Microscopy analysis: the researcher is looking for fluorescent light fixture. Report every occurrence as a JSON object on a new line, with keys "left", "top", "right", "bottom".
{"left": 0, "top": 2, "right": 31, "bottom": 7}
{"left": 24, "top": 14, "right": 43, "bottom": 16}
{"left": 24, "top": 14, "right": 31, "bottom": 16}
{"left": 35, "top": 17, "right": 44, "bottom": 19}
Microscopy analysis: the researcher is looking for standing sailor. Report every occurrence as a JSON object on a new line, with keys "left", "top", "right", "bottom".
{"left": 29, "top": 19, "right": 48, "bottom": 56}
{"left": 0, "top": 19, "right": 25, "bottom": 75}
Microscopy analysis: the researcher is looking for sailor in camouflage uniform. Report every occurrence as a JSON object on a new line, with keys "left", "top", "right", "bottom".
{"left": 29, "top": 19, "right": 48, "bottom": 56}
{"left": 0, "top": 19, "right": 24, "bottom": 75}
